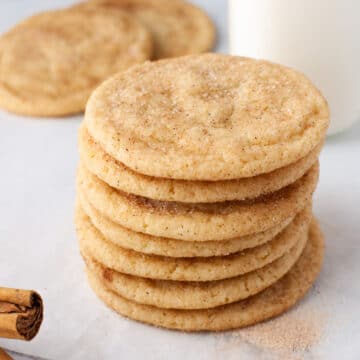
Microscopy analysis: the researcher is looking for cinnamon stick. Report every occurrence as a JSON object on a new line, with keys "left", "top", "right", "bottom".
{"left": 0, "top": 287, "right": 43, "bottom": 341}
{"left": 0, "top": 348, "right": 13, "bottom": 360}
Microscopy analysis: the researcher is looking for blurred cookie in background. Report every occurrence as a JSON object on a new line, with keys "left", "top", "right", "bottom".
{"left": 76, "top": 0, "right": 216, "bottom": 59}
{"left": 0, "top": 6, "right": 152, "bottom": 117}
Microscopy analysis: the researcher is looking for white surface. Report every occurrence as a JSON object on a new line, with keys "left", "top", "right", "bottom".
{"left": 0, "top": 1, "right": 360, "bottom": 360}
{"left": 229, "top": 0, "right": 360, "bottom": 135}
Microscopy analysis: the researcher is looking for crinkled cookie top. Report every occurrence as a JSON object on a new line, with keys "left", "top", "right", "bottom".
{"left": 85, "top": 53, "right": 329, "bottom": 180}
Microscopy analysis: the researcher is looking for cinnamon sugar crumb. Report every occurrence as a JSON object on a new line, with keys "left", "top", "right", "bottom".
{"left": 102, "top": 268, "right": 114, "bottom": 283}
{"left": 216, "top": 304, "right": 328, "bottom": 359}
{"left": 237, "top": 307, "right": 326, "bottom": 352}
{"left": 232, "top": 307, "right": 327, "bottom": 358}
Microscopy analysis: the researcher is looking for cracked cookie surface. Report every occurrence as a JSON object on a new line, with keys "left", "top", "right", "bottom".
{"left": 85, "top": 53, "right": 329, "bottom": 180}
{"left": 0, "top": 7, "right": 152, "bottom": 116}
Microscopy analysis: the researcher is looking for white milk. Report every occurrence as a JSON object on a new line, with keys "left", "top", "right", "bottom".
{"left": 229, "top": 0, "right": 360, "bottom": 135}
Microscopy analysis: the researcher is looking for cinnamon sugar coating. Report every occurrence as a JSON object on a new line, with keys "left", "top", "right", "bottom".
{"left": 85, "top": 54, "right": 329, "bottom": 180}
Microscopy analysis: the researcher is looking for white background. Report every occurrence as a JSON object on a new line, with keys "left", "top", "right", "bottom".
{"left": 0, "top": 1, "right": 359, "bottom": 359}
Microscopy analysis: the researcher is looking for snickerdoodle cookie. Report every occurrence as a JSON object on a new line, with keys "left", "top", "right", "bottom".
{"left": 84, "top": 54, "right": 329, "bottom": 180}
{"left": 76, "top": 205, "right": 311, "bottom": 281}
{"left": 79, "top": 124, "right": 321, "bottom": 203}
{"left": 77, "top": 163, "right": 318, "bottom": 241}
{"left": 87, "top": 220, "right": 324, "bottom": 331}
{"left": 77, "top": 0, "right": 215, "bottom": 58}
{"left": 83, "top": 230, "right": 307, "bottom": 309}
{"left": 79, "top": 192, "right": 306, "bottom": 257}
{"left": 0, "top": 7, "right": 152, "bottom": 116}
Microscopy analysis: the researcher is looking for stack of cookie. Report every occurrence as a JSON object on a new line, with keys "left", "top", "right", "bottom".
{"left": 75, "top": 54, "right": 329, "bottom": 331}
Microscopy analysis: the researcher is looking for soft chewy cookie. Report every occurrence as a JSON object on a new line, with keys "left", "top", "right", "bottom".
{"left": 76, "top": 205, "right": 311, "bottom": 281}
{"left": 79, "top": 124, "right": 322, "bottom": 203}
{"left": 77, "top": 0, "right": 216, "bottom": 59}
{"left": 84, "top": 230, "right": 307, "bottom": 309}
{"left": 0, "top": 7, "right": 152, "bottom": 116}
{"left": 79, "top": 192, "right": 302, "bottom": 257}
{"left": 85, "top": 54, "right": 329, "bottom": 180}
{"left": 77, "top": 163, "right": 318, "bottom": 241}
{"left": 87, "top": 220, "right": 324, "bottom": 331}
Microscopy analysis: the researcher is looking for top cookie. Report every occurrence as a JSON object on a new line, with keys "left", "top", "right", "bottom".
{"left": 85, "top": 53, "right": 329, "bottom": 180}
{"left": 0, "top": 7, "right": 152, "bottom": 116}
{"left": 81, "top": 0, "right": 216, "bottom": 58}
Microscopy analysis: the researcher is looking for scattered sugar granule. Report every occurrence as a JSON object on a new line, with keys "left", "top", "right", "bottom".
{"left": 214, "top": 303, "right": 328, "bottom": 360}
{"left": 237, "top": 306, "right": 327, "bottom": 353}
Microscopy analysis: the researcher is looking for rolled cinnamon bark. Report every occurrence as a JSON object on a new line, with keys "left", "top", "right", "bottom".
{"left": 0, "top": 287, "right": 43, "bottom": 341}
{"left": 0, "top": 348, "right": 13, "bottom": 360}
